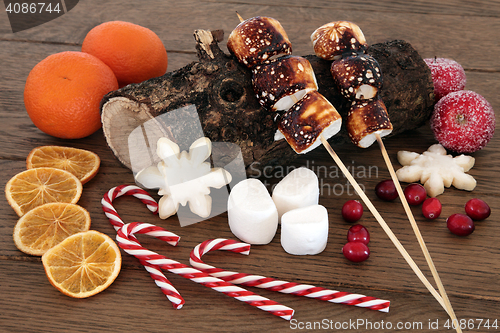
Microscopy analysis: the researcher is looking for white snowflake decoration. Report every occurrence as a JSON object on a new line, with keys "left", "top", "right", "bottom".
{"left": 135, "top": 137, "right": 232, "bottom": 219}
{"left": 396, "top": 144, "right": 476, "bottom": 197}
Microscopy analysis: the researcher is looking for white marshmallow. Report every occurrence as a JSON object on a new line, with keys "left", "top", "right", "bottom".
{"left": 272, "top": 167, "right": 319, "bottom": 220}
{"left": 228, "top": 178, "right": 278, "bottom": 244}
{"left": 280, "top": 205, "right": 329, "bottom": 255}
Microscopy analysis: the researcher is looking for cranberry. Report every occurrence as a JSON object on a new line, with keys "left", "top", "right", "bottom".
{"left": 404, "top": 183, "right": 427, "bottom": 205}
{"left": 347, "top": 224, "right": 370, "bottom": 245}
{"left": 465, "top": 198, "right": 491, "bottom": 220}
{"left": 447, "top": 213, "right": 475, "bottom": 236}
{"left": 342, "top": 242, "right": 370, "bottom": 262}
{"left": 375, "top": 179, "right": 398, "bottom": 201}
{"left": 342, "top": 200, "right": 363, "bottom": 222}
{"left": 422, "top": 198, "right": 442, "bottom": 219}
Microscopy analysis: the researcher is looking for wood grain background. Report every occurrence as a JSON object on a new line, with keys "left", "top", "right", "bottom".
{"left": 0, "top": 1, "right": 499, "bottom": 332}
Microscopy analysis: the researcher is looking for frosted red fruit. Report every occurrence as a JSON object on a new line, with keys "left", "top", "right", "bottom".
{"left": 431, "top": 90, "right": 495, "bottom": 153}
{"left": 424, "top": 58, "right": 466, "bottom": 102}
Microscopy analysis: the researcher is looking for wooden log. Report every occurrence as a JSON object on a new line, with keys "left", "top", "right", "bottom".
{"left": 101, "top": 29, "right": 434, "bottom": 176}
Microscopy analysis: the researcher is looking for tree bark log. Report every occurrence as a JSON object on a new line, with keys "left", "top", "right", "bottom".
{"left": 101, "top": 29, "right": 434, "bottom": 176}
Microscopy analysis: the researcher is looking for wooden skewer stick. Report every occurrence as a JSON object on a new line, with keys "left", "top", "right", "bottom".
{"left": 375, "top": 134, "right": 461, "bottom": 332}
{"left": 319, "top": 135, "right": 449, "bottom": 315}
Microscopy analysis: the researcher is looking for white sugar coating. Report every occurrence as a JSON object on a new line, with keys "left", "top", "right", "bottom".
{"left": 272, "top": 167, "right": 319, "bottom": 220}
{"left": 228, "top": 178, "right": 278, "bottom": 245}
{"left": 431, "top": 90, "right": 495, "bottom": 153}
{"left": 280, "top": 205, "right": 329, "bottom": 255}
{"left": 424, "top": 58, "right": 466, "bottom": 101}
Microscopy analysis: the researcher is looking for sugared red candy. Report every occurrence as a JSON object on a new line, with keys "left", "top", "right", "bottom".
{"left": 447, "top": 213, "right": 475, "bottom": 236}
{"left": 311, "top": 21, "right": 367, "bottom": 60}
{"left": 331, "top": 53, "right": 382, "bottom": 101}
{"left": 422, "top": 198, "right": 442, "bottom": 219}
{"left": 347, "top": 224, "right": 370, "bottom": 245}
{"left": 375, "top": 179, "right": 398, "bottom": 201}
{"left": 252, "top": 55, "right": 318, "bottom": 111}
{"left": 431, "top": 90, "right": 495, "bottom": 153}
{"left": 465, "top": 198, "right": 491, "bottom": 220}
{"left": 341, "top": 200, "right": 363, "bottom": 223}
{"left": 404, "top": 183, "right": 427, "bottom": 205}
{"left": 342, "top": 242, "right": 370, "bottom": 262}
{"left": 424, "top": 58, "right": 466, "bottom": 102}
{"left": 227, "top": 16, "right": 292, "bottom": 68}
{"left": 228, "top": 178, "right": 278, "bottom": 244}
{"left": 280, "top": 205, "right": 329, "bottom": 255}
{"left": 272, "top": 167, "right": 319, "bottom": 220}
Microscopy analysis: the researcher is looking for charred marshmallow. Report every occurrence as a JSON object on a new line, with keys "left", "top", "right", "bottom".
{"left": 252, "top": 55, "right": 318, "bottom": 111}
{"left": 276, "top": 91, "right": 342, "bottom": 154}
{"left": 227, "top": 16, "right": 292, "bottom": 68}
{"left": 331, "top": 53, "right": 383, "bottom": 101}
{"left": 347, "top": 96, "right": 393, "bottom": 148}
{"left": 311, "top": 21, "right": 367, "bottom": 61}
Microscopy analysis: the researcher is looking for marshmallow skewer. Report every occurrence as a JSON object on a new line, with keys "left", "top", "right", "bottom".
{"left": 190, "top": 238, "right": 391, "bottom": 312}
{"left": 319, "top": 136, "right": 450, "bottom": 315}
{"left": 102, "top": 185, "right": 294, "bottom": 320}
{"left": 375, "top": 134, "right": 462, "bottom": 332}
{"left": 117, "top": 222, "right": 295, "bottom": 320}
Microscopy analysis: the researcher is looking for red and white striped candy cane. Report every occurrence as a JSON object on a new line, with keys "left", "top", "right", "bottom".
{"left": 190, "top": 238, "right": 390, "bottom": 313}
{"left": 117, "top": 222, "right": 295, "bottom": 320}
{"left": 101, "top": 185, "right": 185, "bottom": 309}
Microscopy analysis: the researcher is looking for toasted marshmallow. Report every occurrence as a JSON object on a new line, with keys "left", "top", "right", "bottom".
{"left": 227, "top": 16, "right": 292, "bottom": 68}
{"left": 276, "top": 91, "right": 342, "bottom": 154}
{"left": 252, "top": 55, "right": 318, "bottom": 111}
{"left": 347, "top": 96, "right": 393, "bottom": 148}
{"left": 311, "top": 21, "right": 367, "bottom": 61}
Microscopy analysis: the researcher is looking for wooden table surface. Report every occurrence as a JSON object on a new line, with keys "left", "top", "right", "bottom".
{"left": 1, "top": 1, "right": 499, "bottom": 332}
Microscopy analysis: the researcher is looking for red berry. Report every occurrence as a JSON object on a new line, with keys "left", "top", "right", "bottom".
{"left": 446, "top": 213, "right": 475, "bottom": 236}
{"left": 424, "top": 58, "right": 466, "bottom": 102}
{"left": 465, "top": 198, "right": 491, "bottom": 220}
{"left": 404, "top": 183, "right": 427, "bottom": 205}
{"left": 342, "top": 200, "right": 363, "bottom": 222}
{"left": 347, "top": 224, "right": 370, "bottom": 245}
{"left": 375, "top": 179, "right": 398, "bottom": 201}
{"left": 422, "top": 198, "right": 442, "bottom": 219}
{"left": 342, "top": 242, "right": 370, "bottom": 262}
{"left": 431, "top": 90, "right": 496, "bottom": 153}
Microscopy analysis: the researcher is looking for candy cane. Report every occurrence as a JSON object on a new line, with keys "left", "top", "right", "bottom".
{"left": 102, "top": 185, "right": 294, "bottom": 320}
{"left": 190, "top": 238, "right": 390, "bottom": 313}
{"left": 117, "top": 222, "right": 295, "bottom": 320}
{"left": 101, "top": 185, "right": 184, "bottom": 309}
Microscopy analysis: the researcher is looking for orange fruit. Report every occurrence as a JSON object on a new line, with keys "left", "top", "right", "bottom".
{"left": 24, "top": 51, "right": 118, "bottom": 139}
{"left": 82, "top": 21, "right": 168, "bottom": 87}
{"left": 5, "top": 167, "right": 83, "bottom": 216}
{"left": 13, "top": 203, "right": 91, "bottom": 256}
{"left": 27, "top": 146, "right": 100, "bottom": 184}
{"left": 42, "top": 230, "right": 121, "bottom": 298}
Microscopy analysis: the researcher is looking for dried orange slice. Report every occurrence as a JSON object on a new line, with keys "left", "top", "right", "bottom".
{"left": 5, "top": 167, "right": 82, "bottom": 216}
{"left": 26, "top": 146, "right": 100, "bottom": 184}
{"left": 42, "top": 230, "right": 121, "bottom": 298}
{"left": 13, "top": 203, "right": 91, "bottom": 256}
